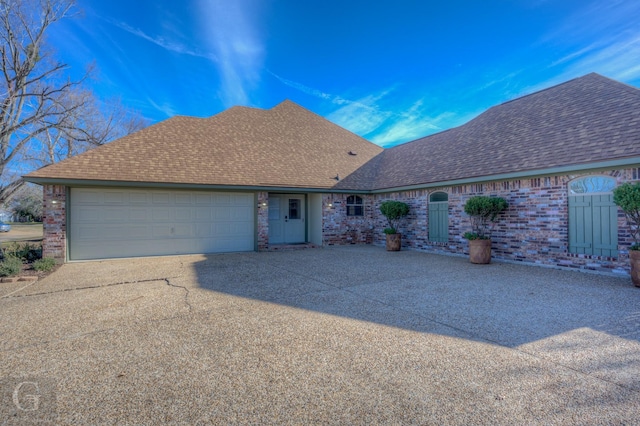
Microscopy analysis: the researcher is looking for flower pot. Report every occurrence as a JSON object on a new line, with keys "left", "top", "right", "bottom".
{"left": 386, "top": 233, "right": 402, "bottom": 251}
{"left": 468, "top": 239, "right": 492, "bottom": 264}
{"left": 630, "top": 250, "right": 640, "bottom": 287}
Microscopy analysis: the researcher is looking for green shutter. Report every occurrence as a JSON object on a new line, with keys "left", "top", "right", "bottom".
{"left": 429, "top": 202, "right": 449, "bottom": 243}
{"left": 568, "top": 194, "right": 617, "bottom": 257}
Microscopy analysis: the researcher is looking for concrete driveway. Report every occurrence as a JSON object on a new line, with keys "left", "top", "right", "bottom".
{"left": 1, "top": 246, "right": 639, "bottom": 424}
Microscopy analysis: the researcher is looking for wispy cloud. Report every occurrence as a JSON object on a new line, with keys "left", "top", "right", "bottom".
{"left": 371, "top": 101, "right": 447, "bottom": 147}
{"left": 544, "top": 0, "right": 640, "bottom": 82}
{"left": 196, "top": 0, "right": 265, "bottom": 107}
{"left": 108, "top": 19, "right": 217, "bottom": 61}
{"left": 270, "top": 73, "right": 446, "bottom": 146}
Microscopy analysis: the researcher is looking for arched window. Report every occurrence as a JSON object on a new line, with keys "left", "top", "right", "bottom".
{"left": 569, "top": 176, "right": 616, "bottom": 194}
{"left": 568, "top": 176, "right": 618, "bottom": 257}
{"left": 429, "top": 192, "right": 449, "bottom": 243}
{"left": 346, "top": 195, "right": 363, "bottom": 216}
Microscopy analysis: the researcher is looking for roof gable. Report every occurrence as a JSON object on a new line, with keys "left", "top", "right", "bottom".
{"left": 25, "top": 100, "right": 383, "bottom": 189}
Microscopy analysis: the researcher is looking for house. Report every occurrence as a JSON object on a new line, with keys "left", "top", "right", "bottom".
{"left": 25, "top": 73, "right": 640, "bottom": 275}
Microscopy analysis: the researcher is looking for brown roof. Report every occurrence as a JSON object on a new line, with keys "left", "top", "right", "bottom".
{"left": 25, "top": 100, "right": 383, "bottom": 189}
{"left": 336, "top": 73, "right": 640, "bottom": 191}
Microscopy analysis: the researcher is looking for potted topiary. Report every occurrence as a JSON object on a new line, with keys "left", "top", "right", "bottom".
{"left": 379, "top": 200, "right": 410, "bottom": 251}
{"left": 613, "top": 182, "right": 640, "bottom": 287}
{"left": 463, "top": 195, "right": 508, "bottom": 264}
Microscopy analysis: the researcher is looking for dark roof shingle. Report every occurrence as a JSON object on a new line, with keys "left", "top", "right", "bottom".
{"left": 336, "top": 73, "right": 640, "bottom": 191}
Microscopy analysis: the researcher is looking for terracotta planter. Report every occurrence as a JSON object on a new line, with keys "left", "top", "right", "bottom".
{"left": 468, "top": 238, "right": 492, "bottom": 264}
{"left": 630, "top": 250, "right": 640, "bottom": 287}
{"left": 386, "top": 233, "right": 402, "bottom": 251}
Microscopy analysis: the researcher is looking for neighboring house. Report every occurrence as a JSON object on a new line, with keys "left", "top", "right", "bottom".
{"left": 25, "top": 73, "right": 640, "bottom": 275}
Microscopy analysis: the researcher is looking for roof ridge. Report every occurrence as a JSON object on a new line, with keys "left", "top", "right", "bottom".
{"left": 496, "top": 72, "right": 610, "bottom": 107}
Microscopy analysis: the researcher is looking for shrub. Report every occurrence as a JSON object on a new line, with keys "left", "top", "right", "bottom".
{"left": 3, "top": 241, "right": 42, "bottom": 262}
{"left": 379, "top": 201, "right": 410, "bottom": 234}
{"left": 0, "top": 256, "right": 23, "bottom": 277}
{"left": 613, "top": 182, "right": 640, "bottom": 250}
{"left": 33, "top": 257, "right": 57, "bottom": 272}
{"left": 463, "top": 196, "right": 508, "bottom": 239}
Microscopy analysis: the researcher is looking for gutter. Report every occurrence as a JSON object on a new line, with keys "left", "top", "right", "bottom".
{"left": 24, "top": 156, "right": 640, "bottom": 196}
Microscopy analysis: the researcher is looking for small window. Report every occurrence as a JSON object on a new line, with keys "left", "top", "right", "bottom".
{"left": 429, "top": 192, "right": 448, "bottom": 202}
{"left": 346, "top": 195, "right": 363, "bottom": 216}
{"left": 569, "top": 176, "right": 616, "bottom": 194}
{"left": 288, "top": 199, "right": 300, "bottom": 219}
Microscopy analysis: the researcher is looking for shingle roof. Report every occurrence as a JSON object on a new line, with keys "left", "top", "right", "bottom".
{"left": 25, "top": 100, "right": 383, "bottom": 189}
{"left": 336, "top": 73, "right": 640, "bottom": 191}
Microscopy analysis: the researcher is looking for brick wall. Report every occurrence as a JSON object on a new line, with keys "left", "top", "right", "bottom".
{"left": 324, "top": 168, "right": 640, "bottom": 275}
{"left": 322, "top": 194, "right": 375, "bottom": 245}
{"left": 42, "top": 185, "right": 66, "bottom": 262}
{"left": 257, "top": 191, "right": 269, "bottom": 250}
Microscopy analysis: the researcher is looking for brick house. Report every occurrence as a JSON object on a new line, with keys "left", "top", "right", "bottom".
{"left": 25, "top": 73, "right": 640, "bottom": 275}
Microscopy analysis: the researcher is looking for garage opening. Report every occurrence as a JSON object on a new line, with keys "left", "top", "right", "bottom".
{"left": 69, "top": 188, "right": 255, "bottom": 260}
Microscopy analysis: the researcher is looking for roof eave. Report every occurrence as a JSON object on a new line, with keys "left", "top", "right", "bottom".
{"left": 369, "top": 156, "right": 640, "bottom": 194}
{"left": 22, "top": 177, "right": 368, "bottom": 194}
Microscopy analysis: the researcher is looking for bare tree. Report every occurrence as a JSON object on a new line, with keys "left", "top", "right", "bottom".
{"left": 0, "top": 0, "right": 80, "bottom": 202}
{"left": 0, "top": 0, "right": 145, "bottom": 202}
{"left": 25, "top": 89, "right": 146, "bottom": 168}
{"left": 9, "top": 183, "right": 42, "bottom": 221}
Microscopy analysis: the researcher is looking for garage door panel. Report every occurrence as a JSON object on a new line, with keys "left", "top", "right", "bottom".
{"left": 103, "top": 192, "right": 125, "bottom": 204}
{"left": 175, "top": 207, "right": 192, "bottom": 221}
{"left": 175, "top": 193, "right": 192, "bottom": 204}
{"left": 70, "top": 188, "right": 255, "bottom": 260}
{"left": 75, "top": 190, "right": 100, "bottom": 204}
{"left": 130, "top": 192, "right": 148, "bottom": 203}
{"left": 196, "top": 194, "right": 212, "bottom": 204}
{"left": 232, "top": 206, "right": 252, "bottom": 220}
{"left": 130, "top": 208, "right": 148, "bottom": 221}
{"left": 195, "top": 207, "right": 211, "bottom": 221}
{"left": 103, "top": 207, "right": 128, "bottom": 222}
{"left": 214, "top": 194, "right": 232, "bottom": 205}
{"left": 76, "top": 206, "right": 101, "bottom": 222}
{"left": 195, "top": 223, "right": 212, "bottom": 236}
{"left": 152, "top": 193, "right": 170, "bottom": 204}
{"left": 152, "top": 208, "right": 171, "bottom": 221}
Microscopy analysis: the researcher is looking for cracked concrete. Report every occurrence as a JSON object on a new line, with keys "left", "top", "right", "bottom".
{"left": 1, "top": 246, "right": 639, "bottom": 424}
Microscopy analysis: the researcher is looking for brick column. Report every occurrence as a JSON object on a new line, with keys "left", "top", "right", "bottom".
{"left": 257, "top": 192, "right": 269, "bottom": 251}
{"left": 42, "top": 185, "right": 66, "bottom": 262}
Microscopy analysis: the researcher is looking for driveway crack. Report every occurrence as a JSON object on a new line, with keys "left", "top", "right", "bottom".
{"left": 163, "top": 278, "right": 193, "bottom": 312}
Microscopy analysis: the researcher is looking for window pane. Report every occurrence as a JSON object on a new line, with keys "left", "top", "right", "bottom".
{"left": 430, "top": 192, "right": 448, "bottom": 202}
{"left": 569, "top": 176, "right": 616, "bottom": 194}
{"left": 289, "top": 199, "right": 300, "bottom": 219}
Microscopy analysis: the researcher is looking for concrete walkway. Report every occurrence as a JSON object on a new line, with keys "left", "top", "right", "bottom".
{"left": 1, "top": 246, "right": 639, "bottom": 424}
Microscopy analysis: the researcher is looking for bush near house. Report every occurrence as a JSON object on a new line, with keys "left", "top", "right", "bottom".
{"left": 0, "top": 256, "right": 22, "bottom": 277}
{"left": 379, "top": 201, "right": 410, "bottom": 234}
{"left": 463, "top": 196, "right": 508, "bottom": 240}
{"left": 33, "top": 258, "right": 57, "bottom": 272}
{"left": 613, "top": 182, "right": 640, "bottom": 250}
{"left": 3, "top": 241, "right": 42, "bottom": 262}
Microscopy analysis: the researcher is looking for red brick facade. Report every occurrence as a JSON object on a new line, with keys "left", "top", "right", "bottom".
{"left": 40, "top": 168, "right": 639, "bottom": 276}
{"left": 322, "top": 168, "right": 640, "bottom": 275}
{"left": 42, "top": 185, "right": 67, "bottom": 262}
{"left": 257, "top": 191, "right": 269, "bottom": 250}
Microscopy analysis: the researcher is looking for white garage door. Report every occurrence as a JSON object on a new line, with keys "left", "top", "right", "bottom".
{"left": 69, "top": 188, "right": 255, "bottom": 260}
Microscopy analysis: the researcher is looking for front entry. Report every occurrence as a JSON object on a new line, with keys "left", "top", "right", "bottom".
{"left": 268, "top": 194, "right": 306, "bottom": 244}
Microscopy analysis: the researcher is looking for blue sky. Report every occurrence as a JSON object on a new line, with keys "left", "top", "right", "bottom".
{"left": 49, "top": 0, "right": 640, "bottom": 147}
